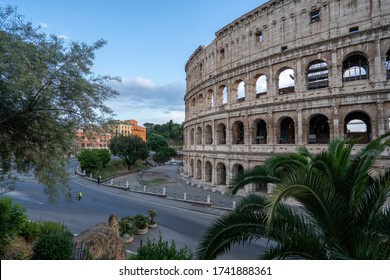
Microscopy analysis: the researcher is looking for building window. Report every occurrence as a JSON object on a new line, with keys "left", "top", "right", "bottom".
{"left": 281, "top": 45, "right": 288, "bottom": 51}
{"left": 342, "top": 55, "right": 369, "bottom": 82}
{"left": 310, "top": 9, "right": 320, "bottom": 23}
{"left": 307, "top": 60, "right": 329, "bottom": 90}
{"left": 349, "top": 26, "right": 359, "bottom": 33}
{"left": 255, "top": 30, "right": 263, "bottom": 43}
{"left": 220, "top": 48, "right": 225, "bottom": 60}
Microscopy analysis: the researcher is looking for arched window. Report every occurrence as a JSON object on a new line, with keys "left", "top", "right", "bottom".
{"left": 237, "top": 81, "right": 245, "bottom": 101}
{"left": 232, "top": 121, "right": 244, "bottom": 144}
{"left": 345, "top": 112, "right": 371, "bottom": 144}
{"left": 205, "top": 161, "right": 212, "bottom": 182}
{"left": 343, "top": 55, "right": 369, "bottom": 82}
{"left": 197, "top": 94, "right": 203, "bottom": 112}
{"left": 222, "top": 86, "right": 228, "bottom": 105}
{"left": 205, "top": 125, "right": 213, "bottom": 144}
{"left": 190, "top": 128, "right": 195, "bottom": 145}
{"left": 255, "top": 75, "right": 267, "bottom": 97}
{"left": 386, "top": 50, "right": 390, "bottom": 80}
{"left": 232, "top": 164, "right": 244, "bottom": 180}
{"left": 279, "top": 68, "right": 295, "bottom": 94}
{"left": 191, "top": 98, "right": 196, "bottom": 114}
{"left": 206, "top": 90, "right": 213, "bottom": 108}
{"left": 308, "top": 114, "right": 330, "bottom": 144}
{"left": 307, "top": 60, "right": 329, "bottom": 90}
{"left": 252, "top": 119, "right": 267, "bottom": 144}
{"left": 216, "top": 162, "right": 226, "bottom": 185}
{"left": 196, "top": 126, "right": 202, "bottom": 145}
{"left": 217, "top": 123, "right": 226, "bottom": 144}
{"left": 279, "top": 117, "right": 295, "bottom": 144}
{"left": 196, "top": 159, "right": 202, "bottom": 179}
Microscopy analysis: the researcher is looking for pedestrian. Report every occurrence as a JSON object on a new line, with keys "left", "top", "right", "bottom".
{"left": 97, "top": 175, "right": 101, "bottom": 185}
{"left": 78, "top": 191, "right": 83, "bottom": 201}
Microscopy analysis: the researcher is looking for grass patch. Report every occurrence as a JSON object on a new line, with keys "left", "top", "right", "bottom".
{"left": 91, "top": 159, "right": 147, "bottom": 180}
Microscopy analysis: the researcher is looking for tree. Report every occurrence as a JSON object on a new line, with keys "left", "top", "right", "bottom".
{"left": 77, "top": 148, "right": 110, "bottom": 174}
{"left": 0, "top": 6, "right": 119, "bottom": 199}
{"left": 147, "top": 134, "right": 168, "bottom": 152}
{"left": 109, "top": 135, "right": 148, "bottom": 170}
{"left": 154, "top": 146, "right": 177, "bottom": 164}
{"left": 196, "top": 133, "right": 390, "bottom": 260}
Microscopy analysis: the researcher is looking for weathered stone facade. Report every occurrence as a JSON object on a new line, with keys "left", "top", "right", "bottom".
{"left": 183, "top": 0, "right": 390, "bottom": 194}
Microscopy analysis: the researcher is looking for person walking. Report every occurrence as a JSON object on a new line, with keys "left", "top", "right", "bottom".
{"left": 97, "top": 175, "right": 101, "bottom": 185}
{"left": 78, "top": 191, "right": 83, "bottom": 201}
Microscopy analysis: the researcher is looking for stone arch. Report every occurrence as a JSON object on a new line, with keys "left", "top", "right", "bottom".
{"left": 216, "top": 85, "right": 228, "bottom": 106}
{"left": 279, "top": 116, "right": 295, "bottom": 144}
{"left": 307, "top": 59, "right": 329, "bottom": 90}
{"left": 205, "top": 125, "right": 213, "bottom": 144}
{"left": 344, "top": 111, "right": 371, "bottom": 144}
{"left": 216, "top": 162, "right": 227, "bottom": 185}
{"left": 216, "top": 123, "right": 226, "bottom": 144}
{"left": 190, "top": 128, "right": 195, "bottom": 145}
{"left": 196, "top": 126, "right": 202, "bottom": 145}
{"left": 205, "top": 161, "right": 212, "bottom": 182}
{"left": 196, "top": 159, "right": 202, "bottom": 179}
{"left": 278, "top": 68, "right": 295, "bottom": 94}
{"left": 252, "top": 118, "right": 267, "bottom": 144}
{"left": 206, "top": 89, "right": 214, "bottom": 108}
{"left": 232, "top": 120, "right": 245, "bottom": 144}
{"left": 232, "top": 163, "right": 244, "bottom": 180}
{"left": 232, "top": 79, "right": 245, "bottom": 102}
{"left": 342, "top": 53, "right": 369, "bottom": 82}
{"left": 191, "top": 98, "right": 196, "bottom": 114}
{"left": 308, "top": 114, "right": 330, "bottom": 144}
{"left": 254, "top": 74, "right": 267, "bottom": 97}
{"left": 197, "top": 94, "right": 204, "bottom": 112}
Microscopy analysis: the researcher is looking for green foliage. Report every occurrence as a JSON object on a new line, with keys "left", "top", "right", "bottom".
{"left": 77, "top": 148, "right": 110, "bottom": 174}
{"left": 0, "top": 6, "right": 118, "bottom": 199}
{"left": 133, "top": 214, "right": 149, "bottom": 230}
{"left": 0, "top": 197, "right": 28, "bottom": 255}
{"left": 144, "top": 121, "right": 183, "bottom": 145}
{"left": 32, "top": 231, "right": 74, "bottom": 260}
{"left": 147, "top": 134, "right": 169, "bottom": 151}
{"left": 119, "top": 216, "right": 137, "bottom": 237}
{"left": 109, "top": 135, "right": 148, "bottom": 170}
{"left": 154, "top": 146, "right": 177, "bottom": 163}
{"left": 148, "top": 209, "right": 157, "bottom": 225}
{"left": 38, "top": 220, "right": 68, "bottom": 235}
{"left": 20, "top": 220, "right": 42, "bottom": 243}
{"left": 129, "top": 233, "right": 193, "bottom": 260}
{"left": 197, "top": 133, "right": 390, "bottom": 260}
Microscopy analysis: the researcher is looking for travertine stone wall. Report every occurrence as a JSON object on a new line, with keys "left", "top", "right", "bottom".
{"left": 183, "top": 0, "right": 390, "bottom": 194}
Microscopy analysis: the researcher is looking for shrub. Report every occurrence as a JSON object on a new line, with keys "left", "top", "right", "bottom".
{"left": 128, "top": 233, "right": 193, "bottom": 260}
{"left": 134, "top": 214, "right": 148, "bottom": 230}
{"left": 0, "top": 198, "right": 28, "bottom": 256}
{"left": 32, "top": 231, "right": 74, "bottom": 260}
{"left": 39, "top": 221, "right": 68, "bottom": 235}
{"left": 20, "top": 220, "right": 42, "bottom": 243}
{"left": 119, "top": 216, "right": 137, "bottom": 237}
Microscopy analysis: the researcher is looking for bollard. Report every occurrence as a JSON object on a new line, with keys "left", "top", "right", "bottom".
{"left": 126, "top": 181, "right": 129, "bottom": 188}
{"left": 110, "top": 179, "right": 113, "bottom": 186}
{"left": 144, "top": 185, "right": 146, "bottom": 192}
{"left": 207, "top": 195, "right": 211, "bottom": 204}
{"left": 163, "top": 187, "right": 166, "bottom": 196}
{"left": 90, "top": 173, "right": 92, "bottom": 179}
{"left": 232, "top": 201, "right": 236, "bottom": 209}
{"left": 183, "top": 193, "right": 187, "bottom": 200}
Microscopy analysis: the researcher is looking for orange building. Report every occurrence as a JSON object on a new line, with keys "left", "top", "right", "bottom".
{"left": 108, "top": 119, "right": 146, "bottom": 141}
{"left": 75, "top": 129, "right": 112, "bottom": 149}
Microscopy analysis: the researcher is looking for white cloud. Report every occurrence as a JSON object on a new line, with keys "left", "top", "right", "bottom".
{"left": 57, "top": 34, "right": 69, "bottom": 40}
{"left": 107, "top": 77, "right": 185, "bottom": 125}
{"left": 39, "top": 22, "right": 48, "bottom": 28}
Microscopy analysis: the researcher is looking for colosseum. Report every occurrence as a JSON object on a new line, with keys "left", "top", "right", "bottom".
{"left": 183, "top": 0, "right": 390, "bottom": 194}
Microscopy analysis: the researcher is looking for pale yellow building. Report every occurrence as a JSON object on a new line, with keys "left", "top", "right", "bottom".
{"left": 108, "top": 119, "right": 146, "bottom": 141}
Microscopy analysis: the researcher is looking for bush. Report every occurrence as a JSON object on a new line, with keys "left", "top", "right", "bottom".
{"left": 0, "top": 198, "right": 28, "bottom": 256}
{"left": 128, "top": 233, "right": 193, "bottom": 260}
{"left": 32, "top": 231, "right": 74, "bottom": 260}
{"left": 39, "top": 221, "right": 68, "bottom": 235}
{"left": 20, "top": 220, "right": 42, "bottom": 243}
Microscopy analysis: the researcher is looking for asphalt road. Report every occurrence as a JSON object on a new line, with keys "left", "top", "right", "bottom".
{"left": 1, "top": 161, "right": 268, "bottom": 260}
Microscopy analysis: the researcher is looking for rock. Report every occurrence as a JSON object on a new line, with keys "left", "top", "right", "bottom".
{"left": 73, "top": 214, "right": 126, "bottom": 260}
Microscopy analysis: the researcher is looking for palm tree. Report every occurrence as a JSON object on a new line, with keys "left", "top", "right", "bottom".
{"left": 196, "top": 133, "right": 390, "bottom": 259}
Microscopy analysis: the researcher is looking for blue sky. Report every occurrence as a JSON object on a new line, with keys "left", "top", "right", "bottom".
{"left": 1, "top": 0, "right": 266, "bottom": 125}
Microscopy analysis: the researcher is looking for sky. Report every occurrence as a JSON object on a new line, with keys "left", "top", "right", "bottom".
{"left": 1, "top": 0, "right": 267, "bottom": 126}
